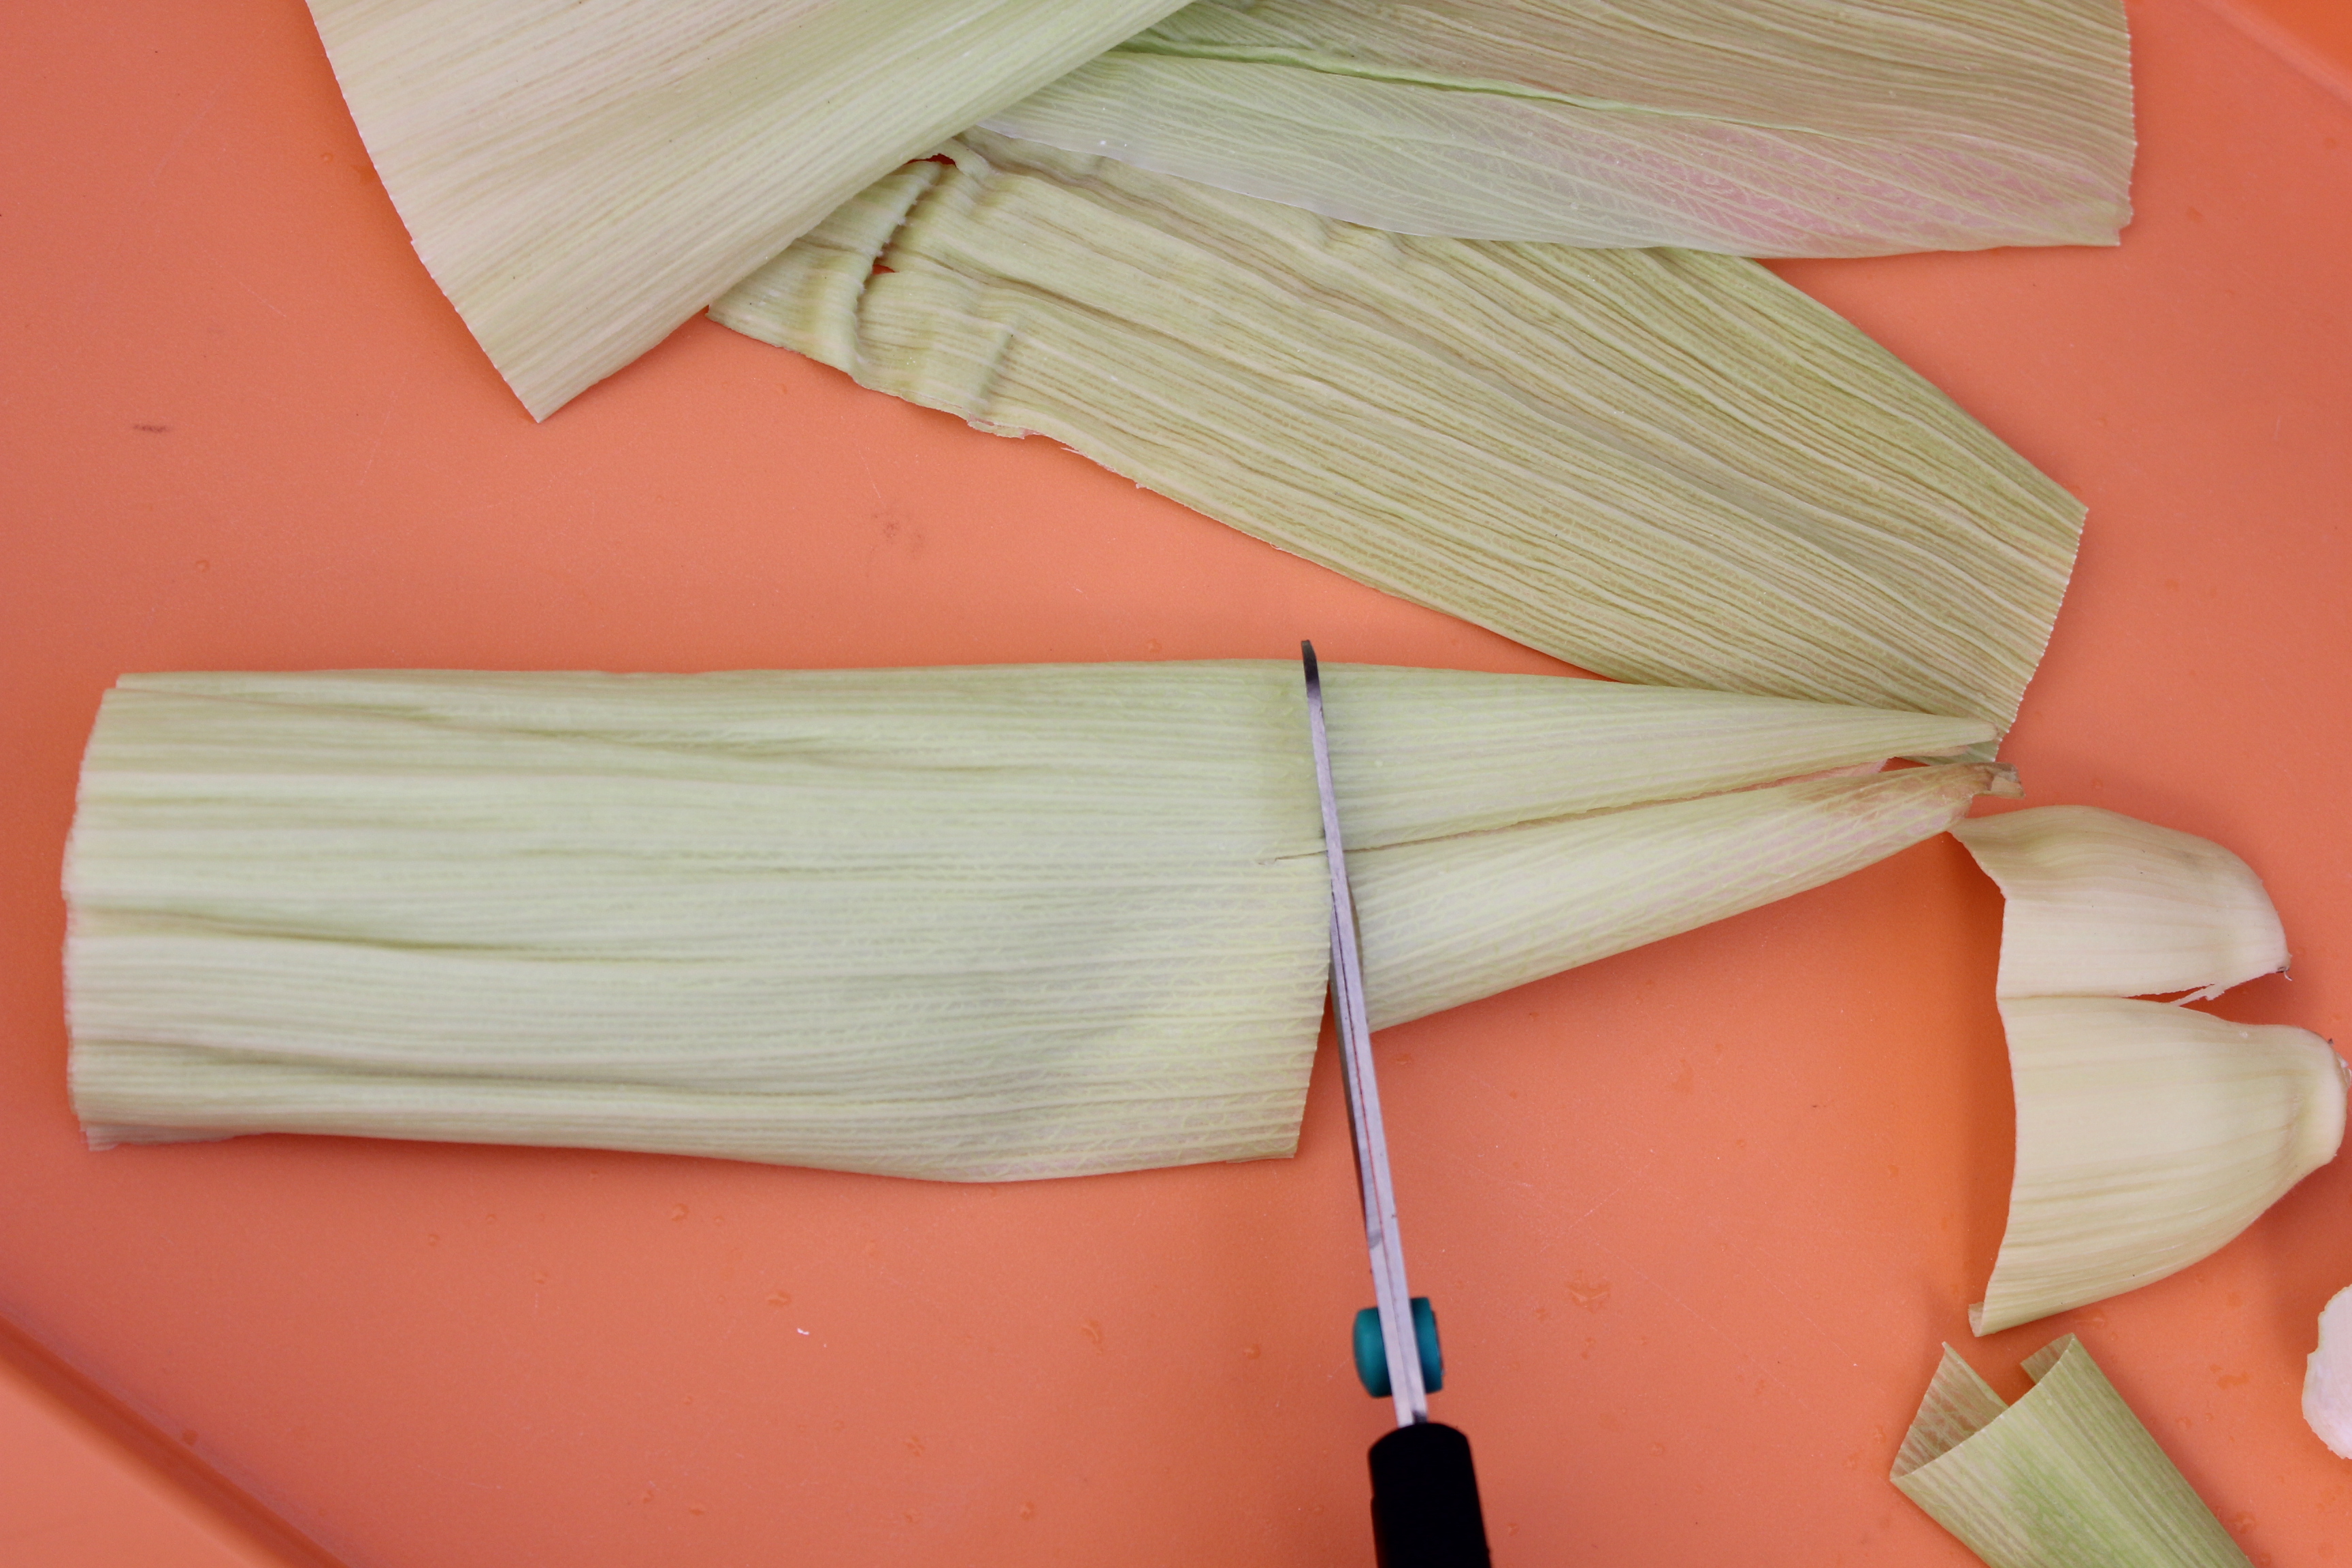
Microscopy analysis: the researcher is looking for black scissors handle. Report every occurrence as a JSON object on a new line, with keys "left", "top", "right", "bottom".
{"left": 1370, "top": 1420, "right": 1492, "bottom": 1567}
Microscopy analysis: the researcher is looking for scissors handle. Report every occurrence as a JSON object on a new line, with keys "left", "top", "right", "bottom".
{"left": 1369, "top": 1420, "right": 1492, "bottom": 1567}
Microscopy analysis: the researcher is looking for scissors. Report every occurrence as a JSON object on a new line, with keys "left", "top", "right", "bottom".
{"left": 1304, "top": 642, "right": 1493, "bottom": 1567}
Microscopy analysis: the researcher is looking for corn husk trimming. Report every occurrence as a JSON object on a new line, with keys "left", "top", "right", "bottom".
{"left": 1955, "top": 808, "right": 2346, "bottom": 1334}
{"left": 1893, "top": 1337, "right": 2252, "bottom": 1567}
{"left": 989, "top": 0, "right": 2136, "bottom": 257}
{"left": 66, "top": 665, "right": 2008, "bottom": 1181}
{"left": 2306, "top": 1284, "right": 2352, "bottom": 1460}
{"left": 713, "top": 133, "right": 2085, "bottom": 736}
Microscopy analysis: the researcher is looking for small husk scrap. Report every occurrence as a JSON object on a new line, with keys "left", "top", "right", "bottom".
{"left": 65, "top": 665, "right": 2007, "bottom": 1181}
{"left": 1893, "top": 1337, "right": 2251, "bottom": 1567}
{"left": 1970, "top": 996, "right": 2344, "bottom": 1335}
{"left": 713, "top": 133, "right": 2084, "bottom": 736}
{"left": 2308, "top": 1284, "right": 2352, "bottom": 1460}
{"left": 989, "top": 0, "right": 2134, "bottom": 257}
{"left": 1955, "top": 807, "right": 2347, "bottom": 1335}
{"left": 1955, "top": 806, "right": 2288, "bottom": 1002}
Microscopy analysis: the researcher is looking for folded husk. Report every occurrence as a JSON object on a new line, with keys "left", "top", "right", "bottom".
{"left": 990, "top": 0, "right": 2134, "bottom": 257}
{"left": 1359, "top": 762, "right": 2013, "bottom": 1028}
{"left": 1893, "top": 1337, "right": 2251, "bottom": 1567}
{"left": 1971, "top": 996, "right": 2346, "bottom": 1335}
{"left": 302, "top": 0, "right": 1188, "bottom": 417}
{"left": 66, "top": 665, "right": 2002, "bottom": 1180}
{"left": 714, "top": 133, "right": 2083, "bottom": 736}
{"left": 1320, "top": 665, "right": 1990, "bottom": 850}
{"left": 1953, "top": 806, "right": 2287, "bottom": 1001}
{"left": 1956, "top": 805, "right": 2343, "bottom": 1332}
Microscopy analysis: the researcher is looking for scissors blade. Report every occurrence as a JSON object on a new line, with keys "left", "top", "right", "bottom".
{"left": 1303, "top": 642, "right": 1427, "bottom": 1428}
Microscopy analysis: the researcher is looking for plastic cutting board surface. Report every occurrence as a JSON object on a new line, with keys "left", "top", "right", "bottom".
{"left": 5, "top": 1, "right": 2352, "bottom": 1563}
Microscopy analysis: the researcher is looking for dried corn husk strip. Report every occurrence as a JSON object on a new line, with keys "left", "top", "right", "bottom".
{"left": 1971, "top": 997, "right": 2347, "bottom": 1335}
{"left": 990, "top": 0, "right": 2133, "bottom": 257}
{"left": 1893, "top": 1337, "right": 2252, "bottom": 1567}
{"left": 1953, "top": 806, "right": 2287, "bottom": 1001}
{"left": 70, "top": 665, "right": 1325, "bottom": 1180}
{"left": 67, "top": 666, "right": 2004, "bottom": 1180}
{"left": 302, "top": 0, "right": 1188, "bottom": 418}
{"left": 715, "top": 133, "right": 2083, "bottom": 735}
{"left": 1357, "top": 762, "right": 2013, "bottom": 1028}
{"left": 1318, "top": 664, "right": 1989, "bottom": 849}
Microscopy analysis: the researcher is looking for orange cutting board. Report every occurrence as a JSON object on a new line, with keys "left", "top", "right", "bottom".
{"left": 5, "top": 1, "right": 2351, "bottom": 1563}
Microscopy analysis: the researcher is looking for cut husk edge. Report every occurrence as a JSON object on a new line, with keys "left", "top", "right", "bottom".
{"left": 67, "top": 664, "right": 2005, "bottom": 1180}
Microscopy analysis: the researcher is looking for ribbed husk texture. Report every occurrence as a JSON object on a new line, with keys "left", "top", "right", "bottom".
{"left": 713, "top": 134, "right": 2083, "bottom": 737}
{"left": 1970, "top": 997, "right": 2345, "bottom": 1335}
{"left": 990, "top": 0, "right": 2134, "bottom": 257}
{"left": 303, "top": 0, "right": 1190, "bottom": 417}
{"left": 1956, "top": 806, "right": 2346, "bottom": 1335}
{"left": 1893, "top": 1337, "right": 2251, "bottom": 1567}
{"left": 67, "top": 665, "right": 2004, "bottom": 1181}
{"left": 1953, "top": 806, "right": 2288, "bottom": 1001}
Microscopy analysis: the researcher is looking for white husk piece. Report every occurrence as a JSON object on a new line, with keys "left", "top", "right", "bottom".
{"left": 1952, "top": 806, "right": 2288, "bottom": 1001}
{"left": 987, "top": 0, "right": 2134, "bottom": 257}
{"left": 65, "top": 666, "right": 2004, "bottom": 1181}
{"left": 2307, "top": 1285, "right": 2352, "bottom": 1460}
{"left": 1893, "top": 1337, "right": 2252, "bottom": 1567}
{"left": 1959, "top": 806, "right": 2347, "bottom": 1333}
{"left": 713, "top": 133, "right": 2084, "bottom": 737}
{"left": 1970, "top": 998, "right": 2346, "bottom": 1335}
{"left": 301, "top": 0, "right": 1189, "bottom": 418}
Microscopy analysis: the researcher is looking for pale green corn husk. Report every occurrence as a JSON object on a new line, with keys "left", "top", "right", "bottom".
{"left": 1953, "top": 806, "right": 2288, "bottom": 1002}
{"left": 990, "top": 0, "right": 2133, "bottom": 257}
{"left": 1320, "top": 665, "right": 1992, "bottom": 849}
{"left": 1959, "top": 806, "right": 2344, "bottom": 1331}
{"left": 713, "top": 134, "right": 2083, "bottom": 736}
{"left": 1893, "top": 1337, "right": 2251, "bottom": 1567}
{"left": 65, "top": 665, "right": 2002, "bottom": 1181}
{"left": 2305, "top": 1284, "right": 2352, "bottom": 1460}
{"left": 1971, "top": 996, "right": 2347, "bottom": 1335}
{"left": 1358, "top": 761, "right": 2011, "bottom": 1028}
{"left": 301, "top": 0, "right": 1188, "bottom": 419}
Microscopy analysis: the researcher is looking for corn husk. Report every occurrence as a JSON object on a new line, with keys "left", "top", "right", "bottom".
{"left": 1360, "top": 762, "right": 2012, "bottom": 1028}
{"left": 1953, "top": 806, "right": 2287, "bottom": 1002}
{"left": 1955, "top": 806, "right": 2345, "bottom": 1333}
{"left": 301, "top": 0, "right": 1188, "bottom": 418}
{"left": 989, "top": 0, "right": 2134, "bottom": 257}
{"left": 1893, "top": 1337, "right": 2251, "bottom": 1567}
{"left": 65, "top": 665, "right": 2003, "bottom": 1181}
{"left": 2306, "top": 1284, "right": 2352, "bottom": 1460}
{"left": 713, "top": 133, "right": 2084, "bottom": 736}
{"left": 1321, "top": 664, "right": 1991, "bottom": 850}
{"left": 1971, "top": 997, "right": 2346, "bottom": 1335}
